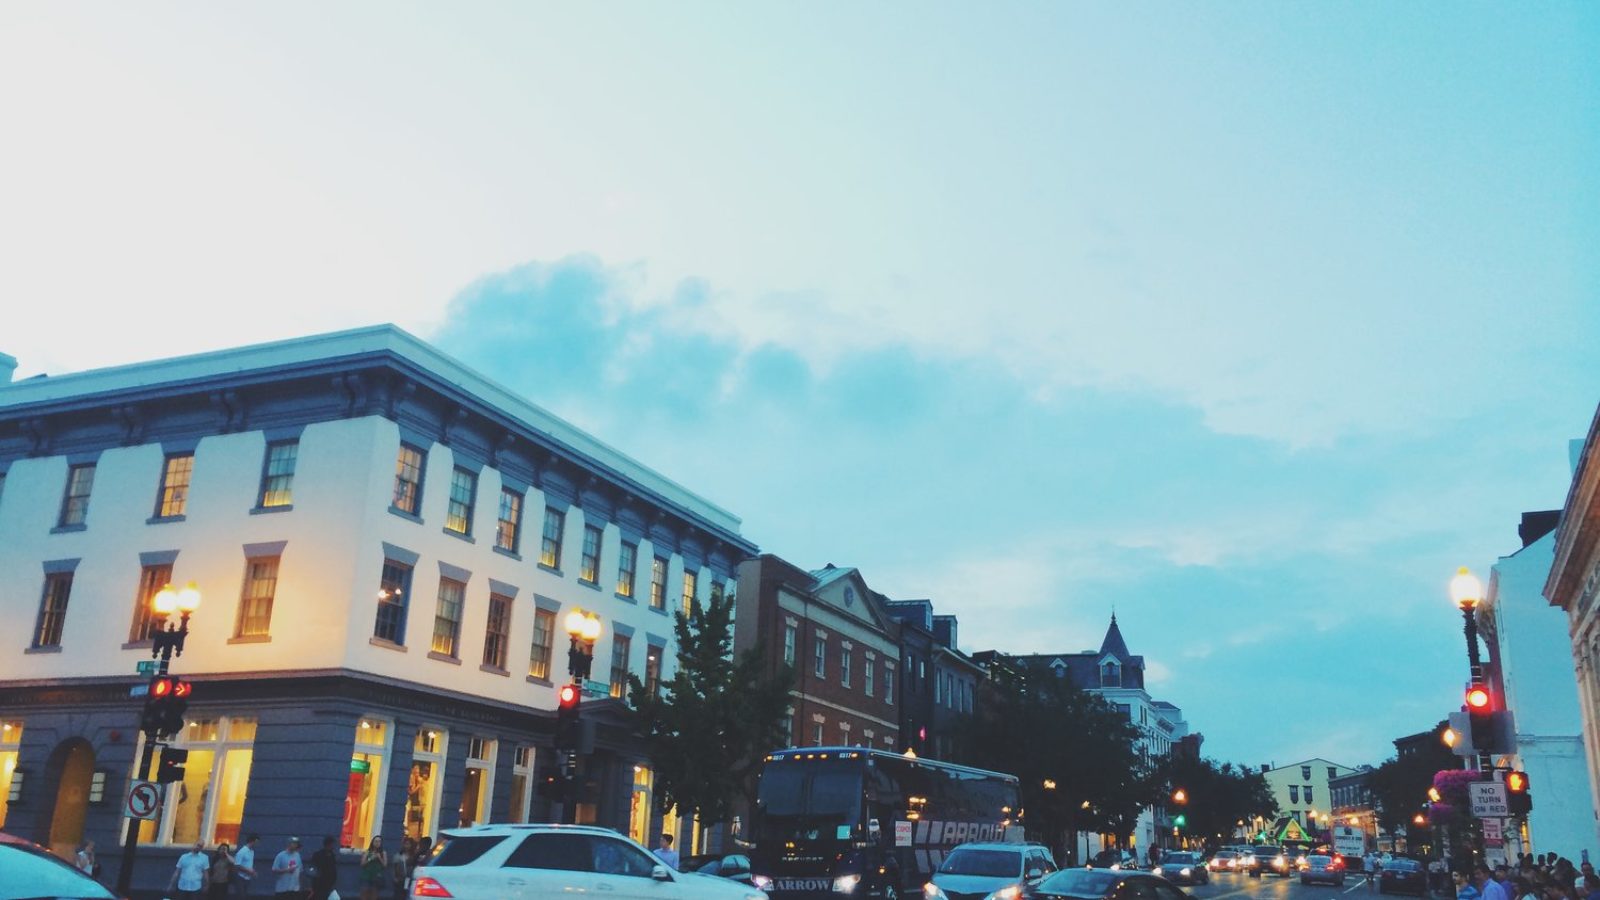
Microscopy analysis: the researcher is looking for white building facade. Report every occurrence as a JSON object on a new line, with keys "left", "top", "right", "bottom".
{"left": 0, "top": 327, "right": 754, "bottom": 887}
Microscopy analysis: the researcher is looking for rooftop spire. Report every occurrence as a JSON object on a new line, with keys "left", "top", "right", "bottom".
{"left": 1100, "top": 612, "right": 1130, "bottom": 658}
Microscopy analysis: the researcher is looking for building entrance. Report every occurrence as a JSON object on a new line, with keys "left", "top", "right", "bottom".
{"left": 45, "top": 739, "right": 95, "bottom": 859}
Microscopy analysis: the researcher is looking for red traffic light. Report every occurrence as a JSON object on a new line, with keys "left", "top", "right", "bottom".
{"left": 558, "top": 683, "right": 580, "bottom": 709}
{"left": 1506, "top": 771, "right": 1528, "bottom": 793}
{"left": 151, "top": 677, "right": 173, "bottom": 698}
{"left": 1465, "top": 685, "right": 1491, "bottom": 710}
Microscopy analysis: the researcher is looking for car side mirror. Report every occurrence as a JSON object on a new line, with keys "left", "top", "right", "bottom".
{"left": 652, "top": 864, "right": 672, "bottom": 881}
{"left": 1027, "top": 867, "right": 1045, "bottom": 880}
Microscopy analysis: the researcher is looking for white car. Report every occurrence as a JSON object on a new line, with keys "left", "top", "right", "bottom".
{"left": 410, "top": 824, "right": 768, "bottom": 900}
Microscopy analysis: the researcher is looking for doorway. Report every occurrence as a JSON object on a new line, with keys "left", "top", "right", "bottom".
{"left": 46, "top": 739, "right": 95, "bottom": 859}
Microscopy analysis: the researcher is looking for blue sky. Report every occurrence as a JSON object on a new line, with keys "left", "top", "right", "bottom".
{"left": 2, "top": 2, "right": 1597, "bottom": 767}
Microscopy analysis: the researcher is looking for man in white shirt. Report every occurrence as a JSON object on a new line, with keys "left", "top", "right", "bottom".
{"left": 233, "top": 834, "right": 259, "bottom": 897}
{"left": 172, "top": 841, "right": 211, "bottom": 900}
{"left": 654, "top": 833, "right": 679, "bottom": 870}
{"left": 272, "top": 837, "right": 304, "bottom": 900}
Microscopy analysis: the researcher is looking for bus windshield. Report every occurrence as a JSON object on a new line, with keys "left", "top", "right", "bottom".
{"left": 755, "top": 759, "right": 863, "bottom": 842}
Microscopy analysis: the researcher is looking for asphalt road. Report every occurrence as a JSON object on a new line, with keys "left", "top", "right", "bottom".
{"left": 1185, "top": 872, "right": 1431, "bottom": 900}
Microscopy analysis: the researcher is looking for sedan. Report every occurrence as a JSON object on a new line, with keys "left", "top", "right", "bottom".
{"left": 0, "top": 832, "right": 116, "bottom": 900}
{"left": 1378, "top": 859, "right": 1426, "bottom": 896}
{"left": 1206, "top": 851, "right": 1242, "bottom": 873}
{"left": 1152, "top": 852, "right": 1209, "bottom": 885}
{"left": 1026, "top": 869, "right": 1190, "bottom": 900}
{"left": 1299, "top": 855, "right": 1346, "bottom": 886}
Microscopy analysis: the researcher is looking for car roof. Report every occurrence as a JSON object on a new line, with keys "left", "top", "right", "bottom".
{"left": 952, "top": 842, "right": 1035, "bottom": 851}
{"left": 439, "top": 824, "right": 621, "bottom": 838}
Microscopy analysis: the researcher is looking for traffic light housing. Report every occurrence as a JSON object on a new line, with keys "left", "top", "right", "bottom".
{"left": 536, "top": 766, "right": 570, "bottom": 801}
{"left": 1466, "top": 681, "right": 1493, "bottom": 750}
{"left": 1506, "top": 771, "right": 1532, "bottom": 815}
{"left": 156, "top": 746, "right": 189, "bottom": 784}
{"left": 554, "top": 684, "right": 581, "bottom": 750}
{"left": 141, "top": 676, "right": 191, "bottom": 739}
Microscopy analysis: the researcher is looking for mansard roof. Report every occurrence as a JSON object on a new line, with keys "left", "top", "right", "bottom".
{"left": 1100, "top": 613, "right": 1132, "bottom": 659}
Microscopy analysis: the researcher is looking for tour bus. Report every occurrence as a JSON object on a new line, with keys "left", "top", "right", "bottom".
{"left": 750, "top": 747, "right": 1022, "bottom": 900}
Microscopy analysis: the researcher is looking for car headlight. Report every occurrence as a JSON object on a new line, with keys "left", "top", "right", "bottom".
{"left": 1181, "top": 868, "right": 1192, "bottom": 877}
{"left": 983, "top": 887, "right": 1022, "bottom": 900}
{"left": 752, "top": 874, "right": 773, "bottom": 890}
{"left": 1153, "top": 867, "right": 1164, "bottom": 877}
{"left": 925, "top": 883, "right": 949, "bottom": 900}
{"left": 744, "top": 894, "right": 767, "bottom": 900}
{"left": 833, "top": 874, "right": 861, "bottom": 893}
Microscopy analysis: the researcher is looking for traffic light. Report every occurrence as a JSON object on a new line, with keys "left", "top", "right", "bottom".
{"left": 1174, "top": 814, "right": 1187, "bottom": 830}
{"left": 1465, "top": 681, "right": 1493, "bottom": 750}
{"left": 141, "top": 676, "right": 191, "bottom": 739}
{"left": 156, "top": 747, "right": 189, "bottom": 784}
{"left": 554, "top": 683, "right": 581, "bottom": 750}
{"left": 536, "top": 766, "right": 569, "bottom": 801}
{"left": 1506, "top": 771, "right": 1532, "bottom": 815}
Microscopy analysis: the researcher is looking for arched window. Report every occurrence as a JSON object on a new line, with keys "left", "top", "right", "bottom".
{"left": 1100, "top": 661, "right": 1120, "bottom": 687}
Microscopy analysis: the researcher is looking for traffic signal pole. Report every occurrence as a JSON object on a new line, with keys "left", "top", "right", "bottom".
{"left": 1460, "top": 603, "right": 1494, "bottom": 775}
{"left": 114, "top": 609, "right": 192, "bottom": 896}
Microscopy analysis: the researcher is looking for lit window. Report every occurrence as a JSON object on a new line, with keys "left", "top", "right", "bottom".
{"left": 392, "top": 445, "right": 425, "bottom": 515}
{"left": 610, "top": 633, "right": 631, "bottom": 699}
{"left": 130, "top": 564, "right": 172, "bottom": 643}
{"left": 234, "top": 556, "right": 280, "bottom": 638}
{"left": 0, "top": 720, "right": 22, "bottom": 828}
{"left": 649, "top": 557, "right": 667, "bottom": 610}
{"left": 644, "top": 647, "right": 663, "bottom": 697}
{"left": 496, "top": 488, "right": 523, "bottom": 552}
{"left": 580, "top": 526, "right": 602, "bottom": 585}
{"left": 681, "top": 570, "right": 697, "bottom": 617}
{"left": 445, "top": 468, "right": 477, "bottom": 535}
{"left": 135, "top": 717, "right": 256, "bottom": 846}
{"left": 432, "top": 578, "right": 465, "bottom": 658}
{"left": 258, "top": 441, "right": 298, "bottom": 508}
{"left": 346, "top": 718, "right": 390, "bottom": 849}
{"left": 58, "top": 463, "right": 95, "bottom": 527}
{"left": 460, "top": 737, "right": 496, "bottom": 828}
{"left": 540, "top": 507, "right": 565, "bottom": 568}
{"left": 406, "top": 727, "right": 447, "bottom": 840}
{"left": 528, "top": 608, "right": 556, "bottom": 681}
{"left": 33, "top": 572, "right": 73, "bottom": 648}
{"left": 374, "top": 560, "right": 411, "bottom": 645}
{"left": 617, "top": 542, "right": 637, "bottom": 597}
{"left": 154, "top": 453, "right": 194, "bottom": 518}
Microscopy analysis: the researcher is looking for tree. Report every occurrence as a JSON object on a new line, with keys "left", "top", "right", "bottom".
{"left": 1157, "top": 756, "right": 1278, "bottom": 849}
{"left": 626, "top": 591, "right": 793, "bottom": 826}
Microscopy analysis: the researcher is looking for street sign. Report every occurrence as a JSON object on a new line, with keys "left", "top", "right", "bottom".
{"left": 1470, "top": 781, "right": 1509, "bottom": 818}
{"left": 137, "top": 660, "right": 159, "bottom": 675}
{"left": 1481, "top": 818, "right": 1503, "bottom": 841}
{"left": 581, "top": 679, "right": 610, "bottom": 698}
{"left": 126, "top": 780, "right": 162, "bottom": 820}
{"left": 129, "top": 684, "right": 149, "bottom": 698}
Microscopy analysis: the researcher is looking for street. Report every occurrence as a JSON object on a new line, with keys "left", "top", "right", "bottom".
{"left": 1185, "top": 874, "right": 1430, "bottom": 900}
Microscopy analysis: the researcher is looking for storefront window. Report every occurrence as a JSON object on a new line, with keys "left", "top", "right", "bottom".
{"left": 629, "top": 765, "right": 653, "bottom": 844}
{"left": 133, "top": 717, "right": 256, "bottom": 846}
{"left": 344, "top": 718, "right": 391, "bottom": 849}
{"left": 406, "top": 727, "right": 447, "bottom": 840}
{"left": 459, "top": 737, "right": 495, "bottom": 827}
{"left": 509, "top": 746, "right": 534, "bottom": 824}
{"left": 0, "top": 720, "right": 22, "bottom": 828}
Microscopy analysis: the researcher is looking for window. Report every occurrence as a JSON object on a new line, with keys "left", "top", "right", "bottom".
{"left": 1289, "top": 785, "right": 1300, "bottom": 804}
{"left": 0, "top": 721, "right": 21, "bottom": 828}
{"left": 374, "top": 560, "right": 411, "bottom": 645}
{"left": 783, "top": 623, "right": 797, "bottom": 666}
{"left": 644, "top": 647, "right": 662, "bottom": 697}
{"left": 1101, "top": 661, "right": 1120, "bottom": 687}
{"left": 234, "top": 556, "right": 280, "bottom": 638}
{"left": 780, "top": 710, "right": 794, "bottom": 745}
{"left": 1301, "top": 766, "right": 1312, "bottom": 781}
{"left": 812, "top": 722, "right": 824, "bottom": 746}
{"left": 482, "top": 593, "right": 511, "bottom": 670}
{"left": 540, "top": 507, "right": 565, "bottom": 568}
{"left": 258, "top": 440, "right": 298, "bottom": 508}
{"left": 345, "top": 718, "right": 390, "bottom": 849}
{"left": 459, "top": 737, "right": 496, "bottom": 828}
{"left": 813, "top": 635, "right": 827, "bottom": 677}
{"left": 393, "top": 445, "right": 426, "bottom": 515}
{"left": 609, "top": 634, "right": 631, "bottom": 699}
{"left": 885, "top": 666, "right": 894, "bottom": 706}
{"left": 841, "top": 646, "right": 852, "bottom": 687}
{"left": 134, "top": 717, "right": 256, "bottom": 847}
{"left": 1304, "top": 785, "right": 1314, "bottom": 804}
{"left": 130, "top": 564, "right": 172, "bottom": 643}
{"left": 432, "top": 578, "right": 465, "bottom": 657}
{"left": 445, "top": 468, "right": 477, "bottom": 535}
{"left": 1327, "top": 766, "right": 1338, "bottom": 780}
{"left": 580, "top": 525, "right": 602, "bottom": 585}
{"left": 33, "top": 572, "right": 73, "bottom": 648}
{"left": 649, "top": 557, "right": 667, "bottom": 610}
{"left": 528, "top": 607, "right": 556, "bottom": 680}
{"left": 509, "top": 745, "right": 536, "bottom": 824}
{"left": 864, "top": 658, "right": 875, "bottom": 698}
{"left": 496, "top": 488, "right": 523, "bottom": 552}
{"left": 681, "top": 570, "right": 697, "bottom": 616}
{"left": 406, "top": 727, "right": 447, "bottom": 840}
{"left": 616, "top": 542, "right": 637, "bottom": 598}
{"left": 155, "top": 453, "right": 194, "bottom": 518}
{"left": 58, "top": 463, "right": 95, "bottom": 527}
{"left": 934, "top": 668, "right": 942, "bottom": 704}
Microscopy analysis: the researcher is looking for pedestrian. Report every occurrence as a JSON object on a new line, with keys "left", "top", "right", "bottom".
{"left": 358, "top": 836, "right": 387, "bottom": 900}
{"left": 389, "top": 837, "right": 414, "bottom": 900}
{"left": 272, "top": 837, "right": 304, "bottom": 900}
{"left": 75, "top": 840, "right": 97, "bottom": 878}
{"left": 1582, "top": 874, "right": 1600, "bottom": 900}
{"left": 210, "top": 842, "right": 236, "bottom": 900}
{"left": 308, "top": 836, "right": 340, "bottom": 900}
{"left": 411, "top": 836, "right": 433, "bottom": 872}
{"left": 1457, "top": 870, "right": 1483, "bottom": 900}
{"left": 653, "top": 833, "right": 679, "bottom": 870}
{"left": 233, "top": 834, "right": 260, "bottom": 898}
{"left": 172, "top": 840, "right": 213, "bottom": 900}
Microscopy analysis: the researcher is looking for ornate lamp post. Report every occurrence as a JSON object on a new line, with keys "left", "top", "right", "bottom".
{"left": 564, "top": 609, "right": 602, "bottom": 682}
{"left": 115, "top": 581, "right": 201, "bottom": 895}
{"left": 1449, "top": 567, "right": 1494, "bottom": 774}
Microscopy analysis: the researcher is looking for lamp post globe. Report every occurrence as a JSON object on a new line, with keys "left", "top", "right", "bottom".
{"left": 565, "top": 609, "right": 588, "bottom": 638}
{"left": 1450, "top": 567, "right": 1483, "bottom": 609}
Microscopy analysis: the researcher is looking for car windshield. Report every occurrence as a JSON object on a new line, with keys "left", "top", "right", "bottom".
{"left": 1165, "top": 853, "right": 1200, "bottom": 864}
{"left": 1036, "top": 869, "right": 1120, "bottom": 898}
{"left": 755, "top": 759, "right": 863, "bottom": 842}
{"left": 1386, "top": 860, "right": 1420, "bottom": 872}
{"left": 0, "top": 843, "right": 118, "bottom": 900}
{"left": 1254, "top": 847, "right": 1283, "bottom": 856}
{"left": 939, "top": 848, "right": 1019, "bottom": 878}
{"left": 1215, "top": 852, "right": 1236, "bottom": 859}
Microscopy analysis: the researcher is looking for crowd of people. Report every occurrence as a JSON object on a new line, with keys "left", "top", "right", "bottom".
{"left": 1453, "top": 855, "right": 1600, "bottom": 900}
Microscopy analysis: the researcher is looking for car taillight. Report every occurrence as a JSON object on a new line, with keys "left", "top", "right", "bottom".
{"left": 411, "top": 876, "right": 453, "bottom": 898}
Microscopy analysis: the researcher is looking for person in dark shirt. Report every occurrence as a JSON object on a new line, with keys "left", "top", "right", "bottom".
{"left": 308, "top": 836, "right": 339, "bottom": 900}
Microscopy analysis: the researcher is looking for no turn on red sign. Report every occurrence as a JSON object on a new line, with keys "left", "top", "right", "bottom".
{"left": 126, "top": 780, "right": 162, "bottom": 820}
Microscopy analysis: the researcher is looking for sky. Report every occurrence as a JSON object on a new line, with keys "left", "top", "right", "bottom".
{"left": 3, "top": 2, "right": 1598, "bottom": 768}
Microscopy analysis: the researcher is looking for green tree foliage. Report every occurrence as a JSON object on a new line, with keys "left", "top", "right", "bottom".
{"left": 1157, "top": 755, "right": 1278, "bottom": 848}
{"left": 951, "top": 670, "right": 1151, "bottom": 853}
{"left": 627, "top": 592, "right": 793, "bottom": 824}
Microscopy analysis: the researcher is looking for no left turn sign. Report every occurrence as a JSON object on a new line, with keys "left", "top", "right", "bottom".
{"left": 126, "top": 780, "right": 162, "bottom": 820}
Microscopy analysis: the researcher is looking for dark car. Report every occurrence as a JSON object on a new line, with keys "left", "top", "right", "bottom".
{"left": 1026, "top": 869, "right": 1190, "bottom": 900}
{"left": 1299, "top": 854, "right": 1347, "bottom": 886}
{"left": 1152, "top": 852, "right": 1209, "bottom": 885}
{"left": 1378, "top": 858, "right": 1426, "bottom": 896}
{"left": 1246, "top": 845, "right": 1290, "bottom": 878}
{"left": 680, "top": 852, "right": 757, "bottom": 887}
{"left": 1089, "top": 848, "right": 1141, "bottom": 871}
{"left": 0, "top": 832, "right": 117, "bottom": 900}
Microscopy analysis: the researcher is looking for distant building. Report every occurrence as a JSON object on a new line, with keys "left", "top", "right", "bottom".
{"left": 1481, "top": 509, "right": 1592, "bottom": 859}
{"left": 883, "top": 600, "right": 981, "bottom": 759}
{"left": 1544, "top": 412, "right": 1600, "bottom": 853}
{"left": 0, "top": 327, "right": 754, "bottom": 886}
{"left": 1261, "top": 758, "right": 1358, "bottom": 838}
{"left": 1329, "top": 767, "right": 1375, "bottom": 851}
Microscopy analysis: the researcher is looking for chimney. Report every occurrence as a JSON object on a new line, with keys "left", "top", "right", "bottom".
{"left": 0, "top": 352, "right": 14, "bottom": 384}
{"left": 1518, "top": 510, "right": 1560, "bottom": 548}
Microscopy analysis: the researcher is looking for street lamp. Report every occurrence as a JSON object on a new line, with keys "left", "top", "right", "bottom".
{"left": 1450, "top": 566, "right": 1494, "bottom": 773}
{"left": 564, "top": 609, "right": 602, "bottom": 682}
{"left": 116, "top": 581, "right": 201, "bottom": 896}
